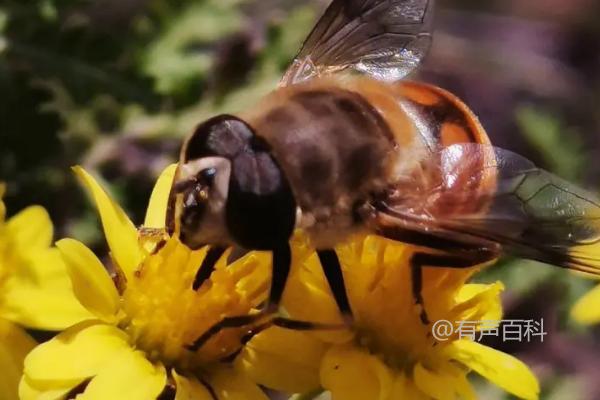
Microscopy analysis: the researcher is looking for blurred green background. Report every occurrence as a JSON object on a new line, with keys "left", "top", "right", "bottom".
{"left": 1, "top": 0, "right": 599, "bottom": 398}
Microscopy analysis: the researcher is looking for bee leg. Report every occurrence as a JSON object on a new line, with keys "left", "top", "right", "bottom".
{"left": 186, "top": 313, "right": 269, "bottom": 352}
{"left": 219, "top": 316, "right": 344, "bottom": 362}
{"left": 186, "top": 243, "right": 291, "bottom": 351}
{"left": 410, "top": 251, "right": 496, "bottom": 325}
{"left": 193, "top": 246, "right": 227, "bottom": 290}
{"left": 218, "top": 319, "right": 274, "bottom": 362}
{"left": 264, "top": 242, "right": 292, "bottom": 313}
{"left": 188, "top": 245, "right": 351, "bottom": 352}
{"left": 317, "top": 249, "right": 354, "bottom": 325}
{"left": 410, "top": 255, "right": 429, "bottom": 325}
{"left": 227, "top": 246, "right": 250, "bottom": 264}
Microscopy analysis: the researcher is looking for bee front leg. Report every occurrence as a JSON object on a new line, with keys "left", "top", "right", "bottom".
{"left": 193, "top": 246, "right": 226, "bottom": 290}
{"left": 186, "top": 242, "right": 291, "bottom": 352}
{"left": 410, "top": 251, "right": 496, "bottom": 325}
{"left": 188, "top": 244, "right": 349, "bottom": 352}
{"left": 187, "top": 243, "right": 347, "bottom": 352}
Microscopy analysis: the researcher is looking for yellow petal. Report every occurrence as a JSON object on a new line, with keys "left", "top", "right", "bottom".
{"left": 413, "top": 362, "right": 477, "bottom": 400}
{"left": 1, "top": 248, "right": 94, "bottom": 330}
{"left": 6, "top": 206, "right": 52, "bottom": 251}
{"left": 24, "top": 321, "right": 130, "bottom": 382}
{"left": 73, "top": 166, "right": 141, "bottom": 280}
{"left": 77, "top": 349, "right": 166, "bottom": 400}
{"left": 413, "top": 363, "right": 455, "bottom": 400}
{"left": 283, "top": 252, "right": 354, "bottom": 344}
{"left": 0, "top": 320, "right": 36, "bottom": 400}
{"left": 440, "top": 363, "right": 477, "bottom": 400}
{"left": 320, "top": 345, "right": 393, "bottom": 400}
{"left": 56, "top": 239, "right": 120, "bottom": 322}
{"left": 236, "top": 327, "right": 326, "bottom": 393}
{"left": 173, "top": 371, "right": 214, "bottom": 400}
{"left": 571, "top": 284, "right": 600, "bottom": 325}
{"left": 454, "top": 282, "right": 504, "bottom": 323}
{"left": 144, "top": 164, "right": 177, "bottom": 229}
{"left": 19, "top": 375, "right": 76, "bottom": 400}
{"left": 447, "top": 339, "right": 539, "bottom": 400}
{"left": 389, "top": 373, "right": 428, "bottom": 400}
{"left": 206, "top": 365, "right": 269, "bottom": 400}
{"left": 0, "top": 183, "right": 6, "bottom": 222}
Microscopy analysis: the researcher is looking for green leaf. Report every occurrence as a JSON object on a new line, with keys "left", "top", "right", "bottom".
{"left": 259, "top": 5, "right": 316, "bottom": 71}
{"left": 141, "top": 0, "right": 243, "bottom": 95}
{"left": 515, "top": 105, "right": 585, "bottom": 180}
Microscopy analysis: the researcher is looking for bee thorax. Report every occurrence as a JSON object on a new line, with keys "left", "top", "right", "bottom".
{"left": 247, "top": 84, "right": 395, "bottom": 242}
{"left": 296, "top": 204, "right": 362, "bottom": 249}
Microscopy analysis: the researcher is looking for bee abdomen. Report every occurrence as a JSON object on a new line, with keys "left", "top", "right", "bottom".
{"left": 396, "top": 82, "right": 491, "bottom": 149}
{"left": 395, "top": 81, "right": 496, "bottom": 217}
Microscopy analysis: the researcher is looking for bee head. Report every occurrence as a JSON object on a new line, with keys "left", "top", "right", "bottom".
{"left": 168, "top": 155, "right": 231, "bottom": 249}
{"left": 167, "top": 115, "right": 296, "bottom": 250}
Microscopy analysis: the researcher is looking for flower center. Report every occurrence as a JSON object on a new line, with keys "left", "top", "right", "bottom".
{"left": 335, "top": 237, "right": 479, "bottom": 371}
{"left": 119, "top": 236, "right": 270, "bottom": 371}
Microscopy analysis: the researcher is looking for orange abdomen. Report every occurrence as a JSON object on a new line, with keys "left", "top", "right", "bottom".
{"left": 350, "top": 79, "right": 496, "bottom": 217}
{"left": 400, "top": 81, "right": 496, "bottom": 217}
{"left": 396, "top": 81, "right": 491, "bottom": 147}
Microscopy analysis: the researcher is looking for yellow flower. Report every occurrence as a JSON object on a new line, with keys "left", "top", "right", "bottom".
{"left": 20, "top": 167, "right": 273, "bottom": 399}
{"left": 572, "top": 283, "right": 600, "bottom": 324}
{"left": 238, "top": 234, "right": 540, "bottom": 400}
{"left": 0, "top": 182, "right": 92, "bottom": 400}
{"left": 0, "top": 184, "right": 92, "bottom": 330}
{"left": 0, "top": 319, "right": 36, "bottom": 400}
{"left": 571, "top": 244, "right": 600, "bottom": 324}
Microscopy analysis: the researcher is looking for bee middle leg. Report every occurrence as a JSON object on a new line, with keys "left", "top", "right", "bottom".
{"left": 219, "top": 316, "right": 345, "bottom": 362}
{"left": 317, "top": 249, "right": 354, "bottom": 325}
{"left": 410, "top": 251, "right": 496, "bottom": 325}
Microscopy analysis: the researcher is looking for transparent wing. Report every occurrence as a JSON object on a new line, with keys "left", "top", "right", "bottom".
{"left": 281, "top": 0, "right": 435, "bottom": 86}
{"left": 376, "top": 143, "right": 600, "bottom": 274}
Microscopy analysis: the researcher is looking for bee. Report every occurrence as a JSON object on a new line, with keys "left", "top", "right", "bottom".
{"left": 168, "top": 0, "right": 600, "bottom": 349}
